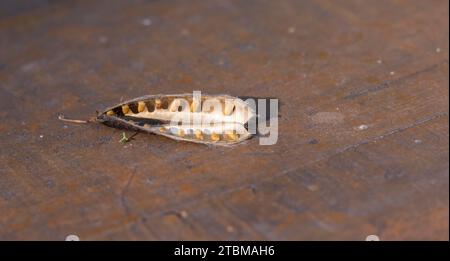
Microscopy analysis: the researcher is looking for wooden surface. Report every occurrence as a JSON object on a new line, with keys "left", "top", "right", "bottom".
{"left": 0, "top": 0, "right": 448, "bottom": 240}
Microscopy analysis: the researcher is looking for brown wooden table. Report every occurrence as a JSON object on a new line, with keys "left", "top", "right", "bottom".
{"left": 0, "top": 0, "right": 448, "bottom": 240}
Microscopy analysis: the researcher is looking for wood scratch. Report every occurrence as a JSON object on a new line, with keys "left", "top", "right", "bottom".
{"left": 337, "top": 111, "right": 448, "bottom": 154}
{"left": 345, "top": 60, "right": 449, "bottom": 99}
{"left": 120, "top": 171, "right": 136, "bottom": 215}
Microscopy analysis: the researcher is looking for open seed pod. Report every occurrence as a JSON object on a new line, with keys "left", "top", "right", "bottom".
{"left": 96, "top": 94, "right": 256, "bottom": 145}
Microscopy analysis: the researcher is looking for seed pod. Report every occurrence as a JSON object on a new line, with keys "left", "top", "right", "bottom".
{"left": 95, "top": 93, "right": 255, "bottom": 146}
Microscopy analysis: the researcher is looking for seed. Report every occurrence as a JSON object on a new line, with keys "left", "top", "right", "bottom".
{"left": 211, "top": 133, "right": 220, "bottom": 141}
{"left": 137, "top": 101, "right": 146, "bottom": 112}
{"left": 225, "top": 130, "right": 237, "bottom": 141}
{"left": 159, "top": 127, "right": 166, "bottom": 132}
{"left": 223, "top": 103, "right": 235, "bottom": 115}
{"left": 194, "top": 129, "right": 203, "bottom": 140}
{"left": 178, "top": 129, "right": 185, "bottom": 137}
{"left": 155, "top": 99, "right": 162, "bottom": 109}
{"left": 106, "top": 110, "right": 115, "bottom": 116}
{"left": 169, "top": 99, "right": 180, "bottom": 112}
{"left": 190, "top": 100, "right": 200, "bottom": 112}
{"left": 122, "top": 105, "right": 130, "bottom": 114}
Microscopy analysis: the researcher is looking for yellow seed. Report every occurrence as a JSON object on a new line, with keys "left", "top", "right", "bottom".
{"left": 106, "top": 110, "right": 115, "bottom": 116}
{"left": 122, "top": 105, "right": 130, "bottom": 114}
{"left": 225, "top": 131, "right": 237, "bottom": 141}
{"left": 223, "top": 103, "right": 235, "bottom": 115}
{"left": 159, "top": 127, "right": 166, "bottom": 132}
{"left": 138, "top": 101, "right": 146, "bottom": 112}
{"left": 194, "top": 129, "right": 203, "bottom": 140}
{"left": 178, "top": 129, "right": 185, "bottom": 137}
{"left": 211, "top": 133, "right": 220, "bottom": 141}
{"left": 169, "top": 99, "right": 180, "bottom": 112}
{"left": 190, "top": 100, "right": 200, "bottom": 112}
{"left": 155, "top": 99, "right": 162, "bottom": 109}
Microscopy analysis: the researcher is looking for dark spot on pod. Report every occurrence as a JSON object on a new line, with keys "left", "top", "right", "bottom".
{"left": 145, "top": 101, "right": 155, "bottom": 112}
{"left": 112, "top": 107, "right": 124, "bottom": 116}
{"left": 128, "top": 103, "right": 139, "bottom": 113}
{"left": 161, "top": 98, "right": 169, "bottom": 109}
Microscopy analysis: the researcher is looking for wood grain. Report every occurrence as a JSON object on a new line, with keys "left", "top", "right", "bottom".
{"left": 0, "top": 0, "right": 448, "bottom": 240}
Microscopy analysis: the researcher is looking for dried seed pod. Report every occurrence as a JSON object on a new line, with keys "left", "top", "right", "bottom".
{"left": 93, "top": 93, "right": 255, "bottom": 146}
